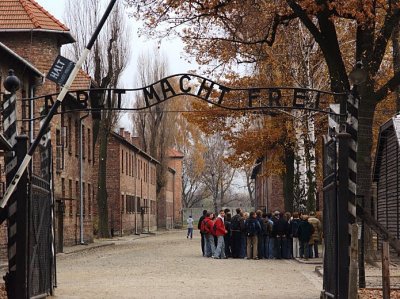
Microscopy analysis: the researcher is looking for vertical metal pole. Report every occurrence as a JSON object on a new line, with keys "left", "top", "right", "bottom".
{"left": 15, "top": 136, "right": 29, "bottom": 299}
{"left": 337, "top": 131, "right": 351, "bottom": 299}
{"left": 358, "top": 195, "right": 366, "bottom": 288}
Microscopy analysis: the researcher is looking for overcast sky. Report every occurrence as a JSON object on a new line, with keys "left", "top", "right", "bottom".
{"left": 36, "top": 0, "right": 194, "bottom": 78}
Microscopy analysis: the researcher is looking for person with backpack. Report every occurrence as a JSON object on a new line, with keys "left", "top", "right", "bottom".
{"left": 201, "top": 212, "right": 216, "bottom": 257}
{"left": 245, "top": 211, "right": 261, "bottom": 259}
{"left": 230, "top": 208, "right": 242, "bottom": 258}
{"left": 290, "top": 212, "right": 301, "bottom": 258}
{"left": 224, "top": 212, "right": 232, "bottom": 258}
{"left": 263, "top": 213, "right": 274, "bottom": 259}
{"left": 198, "top": 210, "right": 207, "bottom": 256}
{"left": 256, "top": 210, "right": 265, "bottom": 259}
{"left": 213, "top": 210, "right": 228, "bottom": 259}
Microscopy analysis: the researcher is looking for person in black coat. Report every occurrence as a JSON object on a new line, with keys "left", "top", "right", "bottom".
{"left": 297, "top": 215, "right": 314, "bottom": 260}
{"left": 224, "top": 212, "right": 232, "bottom": 257}
{"left": 197, "top": 210, "right": 207, "bottom": 256}
{"left": 273, "top": 212, "right": 290, "bottom": 259}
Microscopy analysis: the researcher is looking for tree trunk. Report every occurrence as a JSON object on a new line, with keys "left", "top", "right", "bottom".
{"left": 283, "top": 147, "right": 294, "bottom": 212}
{"left": 96, "top": 120, "right": 110, "bottom": 238}
{"left": 357, "top": 83, "right": 378, "bottom": 261}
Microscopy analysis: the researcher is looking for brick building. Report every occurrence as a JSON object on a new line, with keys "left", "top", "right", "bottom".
{"left": 100, "top": 129, "right": 159, "bottom": 235}
{"left": 158, "top": 148, "right": 184, "bottom": 229}
{"left": 0, "top": 0, "right": 96, "bottom": 251}
{"left": 251, "top": 156, "right": 285, "bottom": 213}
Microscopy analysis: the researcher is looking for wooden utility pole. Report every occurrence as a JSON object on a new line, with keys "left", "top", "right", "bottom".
{"left": 382, "top": 242, "right": 390, "bottom": 299}
{"left": 348, "top": 223, "right": 359, "bottom": 299}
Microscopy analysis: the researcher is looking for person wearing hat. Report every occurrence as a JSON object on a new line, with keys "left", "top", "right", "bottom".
{"left": 308, "top": 211, "right": 322, "bottom": 258}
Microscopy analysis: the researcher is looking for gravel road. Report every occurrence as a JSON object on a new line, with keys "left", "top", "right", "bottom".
{"left": 51, "top": 231, "right": 322, "bottom": 299}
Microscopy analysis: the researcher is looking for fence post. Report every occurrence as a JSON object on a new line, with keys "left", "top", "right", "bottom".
{"left": 4, "top": 136, "right": 28, "bottom": 299}
{"left": 15, "top": 136, "right": 29, "bottom": 299}
{"left": 348, "top": 223, "right": 359, "bottom": 299}
{"left": 382, "top": 241, "right": 390, "bottom": 299}
{"left": 337, "top": 131, "right": 351, "bottom": 299}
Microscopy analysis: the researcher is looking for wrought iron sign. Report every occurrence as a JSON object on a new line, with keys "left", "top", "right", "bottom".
{"left": 32, "top": 74, "right": 345, "bottom": 115}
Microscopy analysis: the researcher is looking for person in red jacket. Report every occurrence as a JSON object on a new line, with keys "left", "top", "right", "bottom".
{"left": 213, "top": 210, "right": 228, "bottom": 259}
{"left": 202, "top": 212, "right": 216, "bottom": 257}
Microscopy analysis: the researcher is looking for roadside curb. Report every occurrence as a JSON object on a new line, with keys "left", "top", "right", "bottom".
{"left": 294, "top": 257, "right": 323, "bottom": 265}
{"left": 315, "top": 265, "right": 323, "bottom": 277}
{"left": 58, "top": 229, "right": 182, "bottom": 255}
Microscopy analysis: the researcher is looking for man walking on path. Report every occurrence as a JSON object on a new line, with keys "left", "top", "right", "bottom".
{"left": 187, "top": 215, "right": 194, "bottom": 239}
{"left": 198, "top": 210, "right": 207, "bottom": 256}
{"left": 213, "top": 210, "right": 227, "bottom": 259}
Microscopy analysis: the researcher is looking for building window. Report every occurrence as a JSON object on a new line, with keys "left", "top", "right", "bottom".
{"left": 56, "top": 129, "right": 64, "bottom": 171}
{"left": 69, "top": 179, "right": 73, "bottom": 217}
{"left": 121, "top": 149, "right": 124, "bottom": 173}
{"left": 75, "top": 121, "right": 79, "bottom": 156}
{"left": 151, "top": 200, "right": 156, "bottom": 215}
{"left": 68, "top": 117, "right": 72, "bottom": 154}
{"left": 88, "top": 183, "right": 92, "bottom": 217}
{"left": 121, "top": 194, "right": 125, "bottom": 213}
{"left": 75, "top": 180, "right": 79, "bottom": 215}
{"left": 61, "top": 178, "right": 65, "bottom": 198}
{"left": 82, "top": 125, "right": 86, "bottom": 160}
{"left": 136, "top": 197, "right": 141, "bottom": 213}
{"left": 88, "top": 128, "right": 91, "bottom": 162}
{"left": 82, "top": 182, "right": 86, "bottom": 217}
{"left": 126, "top": 152, "right": 128, "bottom": 176}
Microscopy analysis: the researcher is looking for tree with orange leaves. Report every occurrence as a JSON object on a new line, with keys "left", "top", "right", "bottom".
{"left": 127, "top": 0, "right": 400, "bottom": 257}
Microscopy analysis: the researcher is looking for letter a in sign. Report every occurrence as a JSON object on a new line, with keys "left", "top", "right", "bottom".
{"left": 46, "top": 55, "right": 76, "bottom": 86}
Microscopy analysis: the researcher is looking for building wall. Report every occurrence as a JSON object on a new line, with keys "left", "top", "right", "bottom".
{"left": 254, "top": 159, "right": 285, "bottom": 213}
{"left": 98, "top": 131, "right": 157, "bottom": 236}
{"left": 168, "top": 157, "right": 183, "bottom": 227}
{"left": 0, "top": 32, "right": 95, "bottom": 249}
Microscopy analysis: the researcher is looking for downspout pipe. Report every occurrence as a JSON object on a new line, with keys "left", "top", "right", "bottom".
{"left": 79, "top": 113, "right": 89, "bottom": 244}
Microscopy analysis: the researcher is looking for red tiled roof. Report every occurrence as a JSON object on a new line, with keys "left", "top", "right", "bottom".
{"left": 168, "top": 148, "right": 184, "bottom": 158}
{"left": 0, "top": 0, "right": 69, "bottom": 31}
{"left": 70, "top": 69, "right": 92, "bottom": 90}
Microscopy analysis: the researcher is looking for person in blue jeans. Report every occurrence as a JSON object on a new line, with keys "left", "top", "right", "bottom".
{"left": 186, "top": 215, "right": 194, "bottom": 239}
{"left": 298, "top": 214, "right": 314, "bottom": 260}
{"left": 263, "top": 213, "right": 274, "bottom": 258}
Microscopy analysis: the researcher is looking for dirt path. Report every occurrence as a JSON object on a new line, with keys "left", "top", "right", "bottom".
{"left": 51, "top": 231, "right": 322, "bottom": 298}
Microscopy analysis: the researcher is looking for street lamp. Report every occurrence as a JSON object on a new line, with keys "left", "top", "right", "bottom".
{"left": 349, "top": 61, "right": 367, "bottom": 86}
{"left": 3, "top": 69, "right": 20, "bottom": 93}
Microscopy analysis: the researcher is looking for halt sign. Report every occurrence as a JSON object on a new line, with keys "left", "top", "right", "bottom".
{"left": 46, "top": 55, "right": 75, "bottom": 86}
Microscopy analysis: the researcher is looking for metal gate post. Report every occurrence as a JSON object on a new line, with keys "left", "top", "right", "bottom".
{"left": 16, "top": 136, "right": 29, "bottom": 299}
{"left": 337, "top": 131, "right": 351, "bottom": 298}
{"left": 4, "top": 136, "right": 29, "bottom": 299}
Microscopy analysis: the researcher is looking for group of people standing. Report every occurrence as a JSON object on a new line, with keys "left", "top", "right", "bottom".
{"left": 194, "top": 208, "right": 322, "bottom": 260}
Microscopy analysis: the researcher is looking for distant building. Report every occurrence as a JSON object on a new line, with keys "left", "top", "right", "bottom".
{"left": 158, "top": 148, "right": 184, "bottom": 229}
{"left": 98, "top": 128, "right": 159, "bottom": 235}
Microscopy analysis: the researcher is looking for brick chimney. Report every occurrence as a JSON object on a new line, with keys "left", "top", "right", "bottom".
{"left": 119, "top": 128, "right": 125, "bottom": 136}
{"left": 124, "top": 130, "right": 131, "bottom": 140}
{"left": 131, "top": 136, "right": 142, "bottom": 148}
